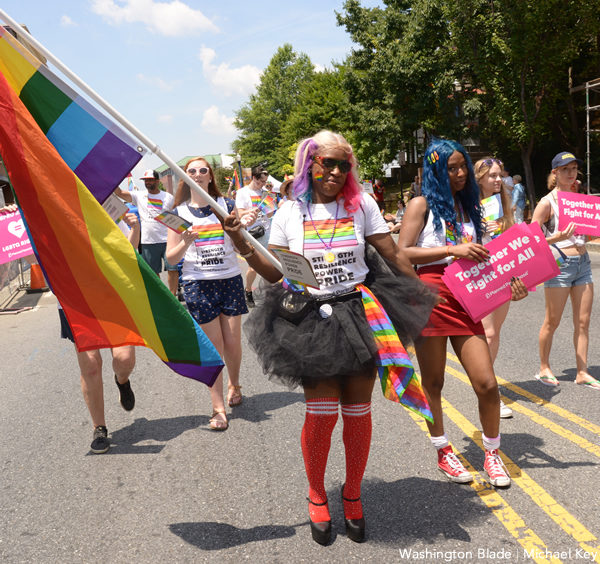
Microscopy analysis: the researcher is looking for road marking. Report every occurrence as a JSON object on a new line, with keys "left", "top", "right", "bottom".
{"left": 446, "top": 352, "right": 600, "bottom": 437}
{"left": 443, "top": 363, "right": 600, "bottom": 460}
{"left": 439, "top": 397, "right": 600, "bottom": 563}
{"left": 406, "top": 409, "right": 561, "bottom": 564}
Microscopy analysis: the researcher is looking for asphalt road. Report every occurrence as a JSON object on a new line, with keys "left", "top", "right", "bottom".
{"left": 1, "top": 253, "right": 600, "bottom": 564}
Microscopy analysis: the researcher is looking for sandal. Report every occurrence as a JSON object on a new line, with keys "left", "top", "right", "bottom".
{"left": 227, "top": 385, "right": 243, "bottom": 407}
{"left": 576, "top": 378, "right": 600, "bottom": 390}
{"left": 534, "top": 373, "right": 560, "bottom": 387}
{"left": 209, "top": 410, "right": 228, "bottom": 431}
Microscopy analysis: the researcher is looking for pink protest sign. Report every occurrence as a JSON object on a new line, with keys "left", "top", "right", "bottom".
{"left": 0, "top": 209, "right": 33, "bottom": 265}
{"left": 557, "top": 191, "right": 600, "bottom": 237}
{"left": 441, "top": 223, "right": 559, "bottom": 323}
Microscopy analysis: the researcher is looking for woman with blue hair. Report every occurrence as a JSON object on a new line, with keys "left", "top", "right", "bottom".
{"left": 399, "top": 139, "right": 526, "bottom": 488}
{"left": 218, "top": 130, "right": 436, "bottom": 545}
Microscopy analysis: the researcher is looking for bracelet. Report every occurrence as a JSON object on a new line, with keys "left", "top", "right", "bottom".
{"left": 239, "top": 246, "right": 255, "bottom": 259}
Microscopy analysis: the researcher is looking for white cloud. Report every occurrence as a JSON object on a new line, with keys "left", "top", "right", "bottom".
{"left": 198, "top": 46, "right": 261, "bottom": 97}
{"left": 201, "top": 105, "right": 235, "bottom": 134}
{"left": 91, "top": 0, "right": 218, "bottom": 36}
{"left": 60, "top": 15, "right": 77, "bottom": 27}
{"left": 157, "top": 114, "right": 173, "bottom": 124}
{"left": 136, "top": 73, "right": 174, "bottom": 92}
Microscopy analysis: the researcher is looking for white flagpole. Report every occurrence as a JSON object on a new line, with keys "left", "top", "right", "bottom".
{"left": 0, "top": 9, "right": 282, "bottom": 273}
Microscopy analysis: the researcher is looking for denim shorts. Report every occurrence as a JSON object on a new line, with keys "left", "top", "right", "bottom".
{"left": 183, "top": 274, "right": 248, "bottom": 324}
{"left": 140, "top": 243, "right": 179, "bottom": 273}
{"left": 544, "top": 252, "right": 593, "bottom": 288}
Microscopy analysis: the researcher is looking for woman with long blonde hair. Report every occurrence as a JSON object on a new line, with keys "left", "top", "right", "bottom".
{"left": 474, "top": 157, "right": 520, "bottom": 418}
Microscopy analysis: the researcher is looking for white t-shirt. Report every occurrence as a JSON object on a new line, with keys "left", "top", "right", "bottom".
{"left": 269, "top": 195, "right": 388, "bottom": 296}
{"left": 175, "top": 199, "right": 241, "bottom": 281}
{"left": 235, "top": 185, "right": 271, "bottom": 230}
{"left": 131, "top": 190, "right": 174, "bottom": 244}
{"left": 417, "top": 210, "right": 476, "bottom": 268}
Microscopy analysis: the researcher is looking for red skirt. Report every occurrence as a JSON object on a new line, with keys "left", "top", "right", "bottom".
{"left": 418, "top": 264, "right": 485, "bottom": 337}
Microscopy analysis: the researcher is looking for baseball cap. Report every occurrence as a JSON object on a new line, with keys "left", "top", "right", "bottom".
{"left": 551, "top": 152, "right": 583, "bottom": 170}
{"left": 140, "top": 169, "right": 159, "bottom": 180}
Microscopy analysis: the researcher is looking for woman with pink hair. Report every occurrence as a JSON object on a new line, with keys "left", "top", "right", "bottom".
{"left": 219, "top": 130, "right": 435, "bottom": 545}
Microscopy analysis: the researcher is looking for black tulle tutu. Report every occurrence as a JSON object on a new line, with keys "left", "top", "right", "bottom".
{"left": 243, "top": 245, "right": 436, "bottom": 389}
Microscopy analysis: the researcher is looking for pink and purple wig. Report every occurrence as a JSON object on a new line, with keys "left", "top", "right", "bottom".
{"left": 292, "top": 130, "right": 362, "bottom": 213}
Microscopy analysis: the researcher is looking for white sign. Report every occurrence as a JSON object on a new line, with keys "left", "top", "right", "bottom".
{"left": 272, "top": 248, "right": 319, "bottom": 289}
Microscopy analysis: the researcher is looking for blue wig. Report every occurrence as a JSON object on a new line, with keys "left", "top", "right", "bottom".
{"left": 421, "top": 138, "right": 483, "bottom": 241}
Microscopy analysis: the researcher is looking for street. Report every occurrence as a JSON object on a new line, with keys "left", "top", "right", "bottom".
{"left": 1, "top": 252, "right": 600, "bottom": 564}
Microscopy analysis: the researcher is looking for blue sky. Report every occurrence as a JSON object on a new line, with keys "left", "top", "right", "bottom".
{"left": 1, "top": 0, "right": 380, "bottom": 184}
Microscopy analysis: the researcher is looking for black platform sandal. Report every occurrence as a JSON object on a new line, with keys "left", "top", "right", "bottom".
{"left": 307, "top": 498, "right": 331, "bottom": 545}
{"left": 341, "top": 486, "right": 366, "bottom": 543}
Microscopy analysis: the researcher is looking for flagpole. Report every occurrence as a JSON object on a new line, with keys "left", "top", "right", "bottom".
{"left": 0, "top": 9, "right": 282, "bottom": 273}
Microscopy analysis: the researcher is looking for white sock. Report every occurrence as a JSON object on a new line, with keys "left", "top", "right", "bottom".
{"left": 430, "top": 434, "right": 449, "bottom": 450}
{"left": 482, "top": 433, "right": 501, "bottom": 451}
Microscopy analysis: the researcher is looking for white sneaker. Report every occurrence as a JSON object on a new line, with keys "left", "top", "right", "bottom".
{"left": 500, "top": 400, "right": 513, "bottom": 419}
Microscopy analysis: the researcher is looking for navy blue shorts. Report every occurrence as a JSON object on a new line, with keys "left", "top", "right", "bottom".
{"left": 58, "top": 308, "right": 75, "bottom": 342}
{"left": 183, "top": 275, "right": 248, "bottom": 324}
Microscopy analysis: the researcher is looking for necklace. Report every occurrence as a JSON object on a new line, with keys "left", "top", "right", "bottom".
{"left": 307, "top": 200, "right": 339, "bottom": 263}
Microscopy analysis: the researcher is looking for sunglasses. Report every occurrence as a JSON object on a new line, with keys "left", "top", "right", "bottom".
{"left": 313, "top": 156, "right": 352, "bottom": 173}
{"left": 188, "top": 167, "right": 209, "bottom": 175}
{"left": 479, "top": 158, "right": 503, "bottom": 170}
{"left": 258, "top": 172, "right": 269, "bottom": 178}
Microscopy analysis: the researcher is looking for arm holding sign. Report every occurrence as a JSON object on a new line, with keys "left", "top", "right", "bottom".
{"left": 397, "top": 197, "right": 489, "bottom": 263}
{"left": 220, "top": 210, "right": 283, "bottom": 283}
{"left": 122, "top": 212, "right": 140, "bottom": 248}
{"left": 530, "top": 198, "right": 576, "bottom": 245}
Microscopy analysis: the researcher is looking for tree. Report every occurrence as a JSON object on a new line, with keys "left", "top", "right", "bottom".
{"left": 337, "top": 0, "right": 600, "bottom": 198}
{"left": 448, "top": 0, "right": 600, "bottom": 201}
{"left": 233, "top": 44, "right": 314, "bottom": 175}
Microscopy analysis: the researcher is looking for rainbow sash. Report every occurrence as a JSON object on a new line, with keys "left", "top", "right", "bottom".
{"left": 357, "top": 284, "right": 433, "bottom": 422}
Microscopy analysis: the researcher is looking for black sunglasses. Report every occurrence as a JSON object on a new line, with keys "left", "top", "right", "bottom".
{"left": 188, "top": 167, "right": 209, "bottom": 175}
{"left": 313, "top": 156, "right": 352, "bottom": 173}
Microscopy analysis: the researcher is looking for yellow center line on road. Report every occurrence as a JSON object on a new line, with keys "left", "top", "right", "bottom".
{"left": 443, "top": 364, "right": 600, "bottom": 460}
{"left": 424, "top": 395, "right": 600, "bottom": 562}
{"left": 445, "top": 352, "right": 600, "bottom": 437}
{"left": 406, "top": 410, "right": 561, "bottom": 564}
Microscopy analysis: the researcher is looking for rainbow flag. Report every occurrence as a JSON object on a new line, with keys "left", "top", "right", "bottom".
{"left": 193, "top": 224, "right": 225, "bottom": 247}
{"left": 0, "top": 67, "right": 223, "bottom": 386}
{"left": 358, "top": 284, "right": 433, "bottom": 422}
{"left": 0, "top": 27, "right": 143, "bottom": 204}
{"left": 127, "top": 175, "right": 136, "bottom": 191}
{"left": 304, "top": 217, "right": 357, "bottom": 250}
{"left": 233, "top": 168, "right": 243, "bottom": 189}
{"left": 258, "top": 194, "right": 277, "bottom": 215}
{"left": 147, "top": 197, "right": 163, "bottom": 210}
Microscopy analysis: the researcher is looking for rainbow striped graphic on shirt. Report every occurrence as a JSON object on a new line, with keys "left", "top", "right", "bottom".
{"left": 193, "top": 224, "right": 224, "bottom": 247}
{"left": 304, "top": 217, "right": 357, "bottom": 250}
{"left": 148, "top": 197, "right": 163, "bottom": 210}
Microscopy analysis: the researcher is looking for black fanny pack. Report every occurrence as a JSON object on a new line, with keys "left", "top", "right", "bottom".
{"left": 278, "top": 289, "right": 361, "bottom": 324}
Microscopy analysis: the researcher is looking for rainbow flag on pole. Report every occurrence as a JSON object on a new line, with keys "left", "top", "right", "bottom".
{"left": 0, "top": 51, "right": 223, "bottom": 385}
{"left": 358, "top": 284, "right": 432, "bottom": 422}
{"left": 233, "top": 168, "right": 242, "bottom": 189}
{"left": 0, "top": 26, "right": 143, "bottom": 203}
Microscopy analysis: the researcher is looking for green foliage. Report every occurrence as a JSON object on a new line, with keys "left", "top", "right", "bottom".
{"left": 233, "top": 44, "right": 314, "bottom": 175}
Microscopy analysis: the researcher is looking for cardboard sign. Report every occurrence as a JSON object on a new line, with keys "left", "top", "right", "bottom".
{"left": 102, "top": 193, "right": 129, "bottom": 223}
{"left": 0, "top": 209, "right": 33, "bottom": 265}
{"left": 272, "top": 248, "right": 320, "bottom": 289}
{"left": 481, "top": 194, "right": 503, "bottom": 221}
{"left": 557, "top": 191, "right": 600, "bottom": 237}
{"left": 442, "top": 223, "right": 559, "bottom": 322}
{"left": 154, "top": 210, "right": 192, "bottom": 233}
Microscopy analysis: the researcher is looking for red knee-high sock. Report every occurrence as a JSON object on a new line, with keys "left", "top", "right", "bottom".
{"left": 341, "top": 402, "right": 372, "bottom": 519}
{"left": 301, "top": 397, "right": 339, "bottom": 522}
